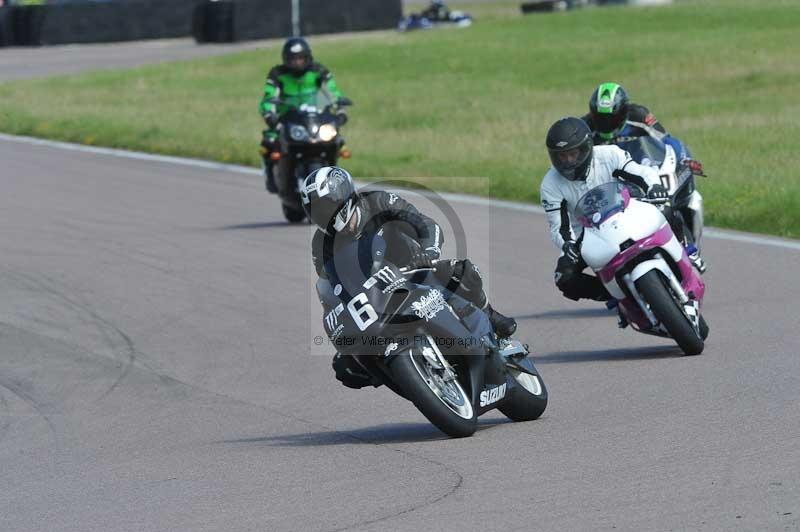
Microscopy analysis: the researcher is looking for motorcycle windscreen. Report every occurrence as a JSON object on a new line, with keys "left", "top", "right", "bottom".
{"left": 616, "top": 136, "right": 667, "bottom": 168}
{"left": 575, "top": 182, "right": 628, "bottom": 227}
{"left": 322, "top": 236, "right": 386, "bottom": 299}
{"left": 278, "top": 89, "right": 336, "bottom": 114}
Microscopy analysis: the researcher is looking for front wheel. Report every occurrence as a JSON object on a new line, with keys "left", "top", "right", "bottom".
{"left": 389, "top": 352, "right": 477, "bottom": 438}
{"left": 635, "top": 270, "right": 704, "bottom": 356}
{"left": 498, "top": 363, "right": 548, "bottom": 422}
{"left": 699, "top": 315, "right": 710, "bottom": 340}
{"left": 282, "top": 203, "right": 306, "bottom": 223}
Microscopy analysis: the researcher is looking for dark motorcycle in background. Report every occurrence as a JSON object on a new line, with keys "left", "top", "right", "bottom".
{"left": 316, "top": 235, "right": 547, "bottom": 438}
{"left": 397, "top": 10, "right": 472, "bottom": 31}
{"left": 266, "top": 90, "right": 352, "bottom": 223}
{"left": 615, "top": 134, "right": 705, "bottom": 254}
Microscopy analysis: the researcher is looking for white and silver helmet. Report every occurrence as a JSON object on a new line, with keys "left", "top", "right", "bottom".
{"left": 301, "top": 166, "right": 360, "bottom": 234}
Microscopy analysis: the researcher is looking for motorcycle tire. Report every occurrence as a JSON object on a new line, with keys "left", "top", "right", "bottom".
{"left": 699, "top": 315, "right": 709, "bottom": 340}
{"left": 389, "top": 352, "right": 477, "bottom": 438}
{"left": 635, "top": 270, "right": 704, "bottom": 356}
{"left": 282, "top": 203, "right": 306, "bottom": 224}
{"left": 498, "top": 366, "right": 548, "bottom": 422}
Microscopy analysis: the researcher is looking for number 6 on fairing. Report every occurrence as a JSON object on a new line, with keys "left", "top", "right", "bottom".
{"left": 347, "top": 292, "right": 378, "bottom": 331}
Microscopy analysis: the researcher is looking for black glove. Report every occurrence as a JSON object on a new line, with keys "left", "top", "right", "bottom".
{"left": 263, "top": 113, "right": 279, "bottom": 129}
{"left": 646, "top": 184, "right": 669, "bottom": 203}
{"left": 335, "top": 109, "right": 348, "bottom": 127}
{"left": 561, "top": 241, "right": 581, "bottom": 264}
{"left": 407, "top": 249, "right": 438, "bottom": 270}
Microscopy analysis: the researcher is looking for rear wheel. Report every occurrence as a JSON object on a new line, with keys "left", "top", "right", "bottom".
{"left": 389, "top": 352, "right": 477, "bottom": 438}
{"left": 635, "top": 270, "right": 704, "bottom": 356}
{"left": 498, "top": 365, "right": 548, "bottom": 422}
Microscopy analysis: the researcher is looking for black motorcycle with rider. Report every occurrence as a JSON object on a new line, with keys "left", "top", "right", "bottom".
{"left": 259, "top": 38, "right": 351, "bottom": 223}
{"left": 302, "top": 166, "right": 547, "bottom": 437}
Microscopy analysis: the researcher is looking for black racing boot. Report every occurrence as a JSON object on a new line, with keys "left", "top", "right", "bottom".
{"left": 265, "top": 173, "right": 278, "bottom": 194}
{"left": 485, "top": 304, "right": 517, "bottom": 339}
{"left": 263, "top": 156, "right": 278, "bottom": 194}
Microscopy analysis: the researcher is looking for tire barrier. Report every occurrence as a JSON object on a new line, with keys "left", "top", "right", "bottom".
{"left": 2, "top": 0, "right": 202, "bottom": 47}
{"left": 520, "top": 0, "right": 667, "bottom": 13}
{"left": 520, "top": 0, "right": 573, "bottom": 13}
{"left": 0, "top": 7, "right": 14, "bottom": 47}
{"left": 299, "top": 0, "right": 402, "bottom": 36}
{"left": 193, "top": 0, "right": 402, "bottom": 44}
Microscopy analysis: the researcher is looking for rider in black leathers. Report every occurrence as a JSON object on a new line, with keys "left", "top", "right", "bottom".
{"left": 302, "top": 166, "right": 517, "bottom": 389}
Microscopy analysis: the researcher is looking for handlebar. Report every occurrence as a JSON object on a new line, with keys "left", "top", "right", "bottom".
{"left": 641, "top": 197, "right": 670, "bottom": 206}
{"left": 398, "top": 258, "right": 445, "bottom": 275}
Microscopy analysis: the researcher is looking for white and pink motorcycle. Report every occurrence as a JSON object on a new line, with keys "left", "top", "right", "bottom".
{"left": 576, "top": 181, "right": 708, "bottom": 355}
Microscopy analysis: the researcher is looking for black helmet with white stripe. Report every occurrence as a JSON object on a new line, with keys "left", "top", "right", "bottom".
{"left": 282, "top": 37, "right": 312, "bottom": 75}
{"left": 301, "top": 166, "right": 359, "bottom": 234}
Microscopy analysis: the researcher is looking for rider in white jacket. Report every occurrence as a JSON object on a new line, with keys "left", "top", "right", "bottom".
{"left": 540, "top": 117, "right": 666, "bottom": 302}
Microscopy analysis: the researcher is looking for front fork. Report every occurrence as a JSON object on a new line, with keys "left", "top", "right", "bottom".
{"left": 686, "top": 190, "right": 704, "bottom": 252}
{"left": 623, "top": 255, "right": 701, "bottom": 332}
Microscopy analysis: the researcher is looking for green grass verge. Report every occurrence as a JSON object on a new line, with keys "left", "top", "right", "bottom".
{"left": 1, "top": 0, "right": 799, "bottom": 237}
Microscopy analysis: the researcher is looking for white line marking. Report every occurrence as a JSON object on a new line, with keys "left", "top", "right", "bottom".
{"left": 2, "top": 132, "right": 799, "bottom": 252}
{"left": 702, "top": 228, "right": 800, "bottom": 251}
{"left": 417, "top": 191, "right": 800, "bottom": 252}
{"left": 0, "top": 133, "right": 261, "bottom": 176}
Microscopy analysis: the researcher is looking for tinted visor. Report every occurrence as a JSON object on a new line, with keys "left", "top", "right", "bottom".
{"left": 306, "top": 196, "right": 341, "bottom": 232}
{"left": 592, "top": 110, "right": 626, "bottom": 135}
{"left": 549, "top": 141, "right": 592, "bottom": 181}
{"left": 287, "top": 53, "right": 310, "bottom": 72}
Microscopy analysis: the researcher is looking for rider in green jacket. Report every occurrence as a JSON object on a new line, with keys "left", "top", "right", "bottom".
{"left": 259, "top": 37, "right": 346, "bottom": 193}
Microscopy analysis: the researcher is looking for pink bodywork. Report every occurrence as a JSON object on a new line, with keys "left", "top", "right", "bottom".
{"left": 598, "top": 219, "right": 706, "bottom": 329}
{"left": 599, "top": 223, "right": 674, "bottom": 284}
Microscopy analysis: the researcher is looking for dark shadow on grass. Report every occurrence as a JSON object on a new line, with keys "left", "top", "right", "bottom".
{"left": 535, "top": 345, "right": 682, "bottom": 364}
{"left": 217, "top": 221, "right": 309, "bottom": 230}
{"left": 220, "top": 417, "right": 512, "bottom": 447}
{"left": 516, "top": 307, "right": 612, "bottom": 321}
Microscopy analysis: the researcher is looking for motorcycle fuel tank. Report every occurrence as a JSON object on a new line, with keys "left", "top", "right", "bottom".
{"left": 581, "top": 200, "right": 668, "bottom": 271}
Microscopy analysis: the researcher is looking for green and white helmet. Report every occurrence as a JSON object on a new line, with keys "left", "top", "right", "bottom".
{"left": 588, "top": 82, "right": 630, "bottom": 139}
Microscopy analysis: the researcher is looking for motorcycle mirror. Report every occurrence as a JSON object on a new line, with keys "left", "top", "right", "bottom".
{"left": 337, "top": 97, "right": 353, "bottom": 107}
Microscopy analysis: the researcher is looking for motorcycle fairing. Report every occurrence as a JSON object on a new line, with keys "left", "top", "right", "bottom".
{"left": 583, "top": 200, "right": 669, "bottom": 276}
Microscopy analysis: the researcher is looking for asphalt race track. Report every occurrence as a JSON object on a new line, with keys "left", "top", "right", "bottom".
{"left": 0, "top": 39, "right": 264, "bottom": 82}
{"left": 0, "top": 33, "right": 388, "bottom": 82}
{"left": 1, "top": 135, "right": 799, "bottom": 532}
{"left": 1, "top": 31, "right": 799, "bottom": 532}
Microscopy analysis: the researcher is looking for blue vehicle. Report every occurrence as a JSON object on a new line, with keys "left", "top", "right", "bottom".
{"left": 398, "top": 2, "right": 472, "bottom": 32}
{"left": 615, "top": 134, "right": 706, "bottom": 265}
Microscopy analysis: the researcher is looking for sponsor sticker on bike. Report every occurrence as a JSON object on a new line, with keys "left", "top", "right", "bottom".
{"left": 479, "top": 383, "right": 507, "bottom": 407}
{"left": 325, "top": 303, "right": 345, "bottom": 333}
{"left": 383, "top": 342, "right": 399, "bottom": 357}
{"left": 411, "top": 289, "right": 447, "bottom": 321}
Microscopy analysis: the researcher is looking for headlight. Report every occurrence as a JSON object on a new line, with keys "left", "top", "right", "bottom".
{"left": 318, "top": 123, "right": 338, "bottom": 142}
{"left": 289, "top": 125, "right": 308, "bottom": 141}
